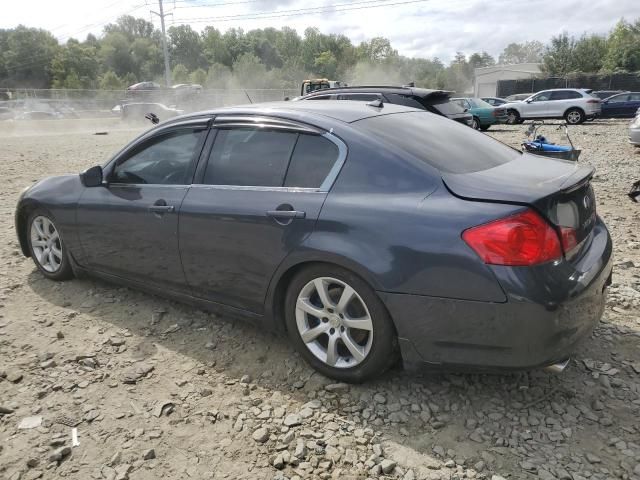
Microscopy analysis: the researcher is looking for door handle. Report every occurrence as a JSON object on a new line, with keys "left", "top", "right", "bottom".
{"left": 266, "top": 210, "right": 306, "bottom": 219}
{"left": 149, "top": 205, "right": 175, "bottom": 213}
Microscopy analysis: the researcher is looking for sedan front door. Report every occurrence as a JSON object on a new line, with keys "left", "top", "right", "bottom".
{"left": 76, "top": 124, "right": 208, "bottom": 292}
{"left": 179, "top": 117, "right": 345, "bottom": 314}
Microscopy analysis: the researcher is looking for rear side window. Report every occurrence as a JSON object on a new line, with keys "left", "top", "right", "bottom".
{"left": 550, "top": 90, "right": 583, "bottom": 100}
{"left": 285, "top": 135, "right": 339, "bottom": 188}
{"left": 355, "top": 111, "right": 520, "bottom": 174}
{"left": 204, "top": 128, "right": 297, "bottom": 186}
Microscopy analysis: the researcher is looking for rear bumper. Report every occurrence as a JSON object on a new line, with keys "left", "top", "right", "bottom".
{"left": 629, "top": 128, "right": 640, "bottom": 145}
{"left": 382, "top": 219, "right": 613, "bottom": 371}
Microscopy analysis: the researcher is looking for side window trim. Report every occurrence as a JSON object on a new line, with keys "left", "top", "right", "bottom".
{"left": 107, "top": 126, "right": 209, "bottom": 186}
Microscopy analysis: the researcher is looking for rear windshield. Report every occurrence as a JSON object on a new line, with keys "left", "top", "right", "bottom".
{"left": 355, "top": 111, "right": 520, "bottom": 174}
{"left": 420, "top": 98, "right": 467, "bottom": 116}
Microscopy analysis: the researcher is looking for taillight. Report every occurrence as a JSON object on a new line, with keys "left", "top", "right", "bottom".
{"left": 462, "top": 209, "right": 562, "bottom": 266}
{"left": 559, "top": 226, "right": 578, "bottom": 252}
{"left": 586, "top": 99, "right": 600, "bottom": 104}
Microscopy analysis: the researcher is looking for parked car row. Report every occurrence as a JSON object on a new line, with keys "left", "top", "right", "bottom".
{"left": 483, "top": 89, "right": 640, "bottom": 124}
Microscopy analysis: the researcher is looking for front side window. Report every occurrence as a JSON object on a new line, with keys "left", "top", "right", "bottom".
{"left": 111, "top": 129, "right": 204, "bottom": 185}
{"left": 204, "top": 128, "right": 298, "bottom": 186}
{"left": 532, "top": 92, "right": 552, "bottom": 102}
{"left": 628, "top": 93, "right": 640, "bottom": 101}
{"left": 337, "top": 93, "right": 381, "bottom": 101}
{"left": 606, "top": 94, "right": 627, "bottom": 103}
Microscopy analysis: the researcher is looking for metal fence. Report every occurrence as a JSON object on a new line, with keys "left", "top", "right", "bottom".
{"left": 497, "top": 73, "right": 640, "bottom": 97}
{"left": 0, "top": 88, "right": 299, "bottom": 117}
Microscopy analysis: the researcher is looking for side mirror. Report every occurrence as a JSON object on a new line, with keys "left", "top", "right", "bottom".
{"left": 80, "top": 165, "right": 104, "bottom": 187}
{"left": 526, "top": 99, "right": 533, "bottom": 103}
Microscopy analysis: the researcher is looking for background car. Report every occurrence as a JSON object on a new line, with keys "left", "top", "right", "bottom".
{"left": 502, "top": 89, "right": 601, "bottom": 125}
{"left": 630, "top": 110, "right": 640, "bottom": 146}
{"left": 295, "top": 85, "right": 473, "bottom": 126}
{"left": 592, "top": 90, "right": 627, "bottom": 100}
{"left": 600, "top": 92, "right": 640, "bottom": 118}
{"left": 15, "top": 101, "right": 612, "bottom": 382}
{"left": 481, "top": 97, "right": 507, "bottom": 106}
{"left": 504, "top": 93, "right": 533, "bottom": 102}
{"left": 451, "top": 97, "right": 508, "bottom": 130}
{"left": 120, "top": 102, "right": 182, "bottom": 122}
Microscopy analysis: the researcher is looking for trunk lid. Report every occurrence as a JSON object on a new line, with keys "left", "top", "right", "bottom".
{"left": 443, "top": 153, "right": 597, "bottom": 252}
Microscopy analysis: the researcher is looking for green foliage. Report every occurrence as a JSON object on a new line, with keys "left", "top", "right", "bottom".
{"left": 51, "top": 40, "right": 99, "bottom": 89}
{"left": 498, "top": 41, "right": 544, "bottom": 64}
{"left": 603, "top": 19, "right": 640, "bottom": 72}
{"left": 99, "top": 70, "right": 123, "bottom": 90}
{"left": 172, "top": 64, "right": 189, "bottom": 84}
{"left": 1, "top": 16, "right": 639, "bottom": 91}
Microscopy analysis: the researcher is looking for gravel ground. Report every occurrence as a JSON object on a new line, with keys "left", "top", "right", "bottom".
{"left": 0, "top": 119, "right": 639, "bottom": 480}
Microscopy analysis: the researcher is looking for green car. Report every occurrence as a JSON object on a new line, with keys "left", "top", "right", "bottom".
{"left": 451, "top": 97, "right": 508, "bottom": 130}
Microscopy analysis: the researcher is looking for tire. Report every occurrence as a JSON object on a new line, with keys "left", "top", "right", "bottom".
{"left": 471, "top": 117, "right": 480, "bottom": 130}
{"left": 565, "top": 108, "right": 586, "bottom": 125}
{"left": 26, "top": 209, "right": 73, "bottom": 281}
{"left": 506, "top": 109, "right": 520, "bottom": 124}
{"left": 480, "top": 124, "right": 491, "bottom": 131}
{"left": 284, "top": 264, "right": 397, "bottom": 383}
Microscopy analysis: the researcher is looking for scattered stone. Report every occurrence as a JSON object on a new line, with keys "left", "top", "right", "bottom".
{"left": 586, "top": 453, "right": 601, "bottom": 464}
{"left": 273, "top": 453, "right": 285, "bottom": 469}
{"left": 325, "top": 383, "right": 349, "bottom": 392}
{"left": 283, "top": 413, "right": 302, "bottom": 427}
{"left": 7, "top": 370, "right": 23, "bottom": 383}
{"left": 18, "top": 416, "right": 42, "bottom": 429}
{"left": 142, "top": 449, "right": 156, "bottom": 460}
{"left": 252, "top": 427, "right": 269, "bottom": 443}
{"left": 380, "top": 459, "right": 397, "bottom": 474}
{"left": 0, "top": 405, "right": 14, "bottom": 415}
{"left": 153, "top": 401, "right": 175, "bottom": 417}
{"left": 161, "top": 324, "right": 180, "bottom": 335}
{"left": 122, "top": 363, "right": 154, "bottom": 384}
{"left": 49, "top": 446, "right": 71, "bottom": 463}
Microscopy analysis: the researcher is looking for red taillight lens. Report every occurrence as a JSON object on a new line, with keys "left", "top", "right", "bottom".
{"left": 559, "top": 226, "right": 578, "bottom": 252}
{"left": 462, "top": 209, "right": 562, "bottom": 266}
{"left": 587, "top": 99, "right": 600, "bottom": 104}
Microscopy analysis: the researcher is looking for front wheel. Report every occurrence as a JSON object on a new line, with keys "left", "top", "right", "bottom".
{"left": 471, "top": 117, "right": 480, "bottom": 130}
{"left": 27, "top": 210, "right": 73, "bottom": 281}
{"left": 284, "top": 265, "right": 397, "bottom": 382}
{"left": 565, "top": 108, "right": 585, "bottom": 125}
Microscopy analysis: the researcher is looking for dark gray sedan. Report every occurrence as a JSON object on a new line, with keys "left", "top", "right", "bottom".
{"left": 15, "top": 101, "right": 613, "bottom": 382}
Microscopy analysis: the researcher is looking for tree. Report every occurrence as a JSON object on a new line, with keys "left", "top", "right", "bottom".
{"left": 498, "top": 41, "right": 544, "bottom": 64}
{"left": 100, "top": 32, "right": 137, "bottom": 78}
{"left": 314, "top": 51, "right": 337, "bottom": 78}
{"left": 232, "top": 53, "right": 269, "bottom": 88}
{"left": 202, "top": 27, "right": 231, "bottom": 67}
{"left": 100, "top": 70, "right": 123, "bottom": 90}
{"left": 572, "top": 34, "right": 607, "bottom": 73}
{"left": 51, "top": 39, "right": 99, "bottom": 89}
{"left": 172, "top": 64, "right": 189, "bottom": 83}
{"left": 0, "top": 25, "right": 59, "bottom": 88}
{"left": 205, "top": 63, "right": 232, "bottom": 88}
{"left": 189, "top": 68, "right": 206, "bottom": 86}
{"left": 104, "top": 15, "right": 156, "bottom": 41}
{"left": 603, "top": 19, "right": 640, "bottom": 72}
{"left": 541, "top": 33, "right": 576, "bottom": 75}
{"left": 468, "top": 51, "right": 495, "bottom": 69}
{"left": 357, "top": 37, "right": 398, "bottom": 63}
{"left": 168, "top": 24, "right": 203, "bottom": 72}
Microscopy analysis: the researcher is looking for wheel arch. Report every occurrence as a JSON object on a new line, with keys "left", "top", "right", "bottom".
{"left": 15, "top": 200, "right": 41, "bottom": 257}
{"left": 265, "top": 253, "right": 385, "bottom": 332}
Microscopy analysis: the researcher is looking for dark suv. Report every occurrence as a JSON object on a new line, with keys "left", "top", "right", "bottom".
{"left": 294, "top": 86, "right": 473, "bottom": 126}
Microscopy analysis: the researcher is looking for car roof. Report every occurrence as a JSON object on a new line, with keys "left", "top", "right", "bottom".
{"left": 179, "top": 100, "right": 420, "bottom": 124}
{"left": 300, "top": 85, "right": 452, "bottom": 99}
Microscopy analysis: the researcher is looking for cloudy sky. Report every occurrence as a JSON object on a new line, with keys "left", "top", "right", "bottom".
{"left": 2, "top": 0, "right": 638, "bottom": 61}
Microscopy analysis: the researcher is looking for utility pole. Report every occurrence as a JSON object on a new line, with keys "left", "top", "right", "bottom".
{"left": 152, "top": 0, "right": 171, "bottom": 87}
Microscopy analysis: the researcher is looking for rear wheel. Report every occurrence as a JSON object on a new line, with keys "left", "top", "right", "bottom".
{"left": 27, "top": 210, "right": 73, "bottom": 281}
{"left": 507, "top": 109, "right": 521, "bottom": 124}
{"left": 284, "top": 265, "right": 397, "bottom": 382}
{"left": 480, "top": 124, "right": 491, "bottom": 131}
{"left": 565, "top": 108, "right": 585, "bottom": 125}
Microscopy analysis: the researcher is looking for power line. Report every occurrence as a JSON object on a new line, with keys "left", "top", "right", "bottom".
{"left": 174, "top": 0, "right": 430, "bottom": 23}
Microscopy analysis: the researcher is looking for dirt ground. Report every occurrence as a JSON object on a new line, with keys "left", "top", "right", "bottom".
{"left": 1, "top": 118, "right": 639, "bottom": 480}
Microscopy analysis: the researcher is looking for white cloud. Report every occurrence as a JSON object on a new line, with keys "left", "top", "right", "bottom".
{"left": 1, "top": 0, "right": 637, "bottom": 61}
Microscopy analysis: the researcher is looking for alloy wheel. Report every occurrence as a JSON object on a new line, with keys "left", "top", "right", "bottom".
{"left": 566, "top": 110, "right": 582, "bottom": 124}
{"left": 30, "top": 216, "right": 63, "bottom": 273}
{"left": 295, "top": 277, "right": 373, "bottom": 369}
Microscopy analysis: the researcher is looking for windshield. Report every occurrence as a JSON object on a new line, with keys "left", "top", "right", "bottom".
{"left": 355, "top": 111, "right": 520, "bottom": 174}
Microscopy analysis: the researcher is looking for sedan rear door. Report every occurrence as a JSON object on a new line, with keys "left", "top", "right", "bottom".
{"left": 179, "top": 116, "right": 346, "bottom": 314}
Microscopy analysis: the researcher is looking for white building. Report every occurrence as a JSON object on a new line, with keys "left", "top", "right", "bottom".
{"left": 474, "top": 63, "right": 541, "bottom": 98}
